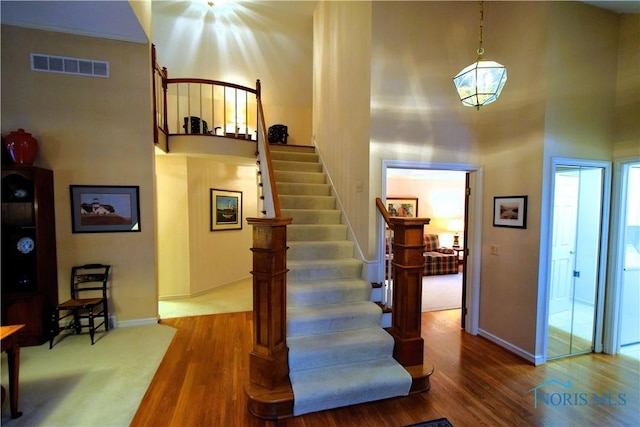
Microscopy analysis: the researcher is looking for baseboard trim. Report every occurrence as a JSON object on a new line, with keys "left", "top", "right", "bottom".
{"left": 477, "top": 328, "right": 537, "bottom": 365}
{"left": 114, "top": 317, "right": 159, "bottom": 328}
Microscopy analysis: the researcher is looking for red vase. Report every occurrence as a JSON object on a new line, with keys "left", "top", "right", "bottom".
{"left": 4, "top": 129, "right": 38, "bottom": 165}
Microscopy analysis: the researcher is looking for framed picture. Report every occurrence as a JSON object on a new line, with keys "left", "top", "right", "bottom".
{"left": 387, "top": 197, "right": 418, "bottom": 218}
{"left": 210, "top": 188, "right": 242, "bottom": 231}
{"left": 493, "top": 195, "right": 528, "bottom": 229}
{"left": 70, "top": 185, "right": 141, "bottom": 233}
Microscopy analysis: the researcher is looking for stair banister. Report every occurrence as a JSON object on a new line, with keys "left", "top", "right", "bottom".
{"left": 245, "top": 82, "right": 292, "bottom": 419}
{"left": 376, "top": 198, "right": 430, "bottom": 367}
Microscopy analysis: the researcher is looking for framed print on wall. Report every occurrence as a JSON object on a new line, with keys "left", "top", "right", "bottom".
{"left": 493, "top": 195, "right": 528, "bottom": 229}
{"left": 387, "top": 197, "right": 418, "bottom": 218}
{"left": 70, "top": 185, "right": 141, "bottom": 233}
{"left": 210, "top": 188, "right": 242, "bottom": 231}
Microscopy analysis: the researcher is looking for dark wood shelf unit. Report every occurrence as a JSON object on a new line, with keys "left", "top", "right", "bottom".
{"left": 1, "top": 166, "right": 58, "bottom": 346}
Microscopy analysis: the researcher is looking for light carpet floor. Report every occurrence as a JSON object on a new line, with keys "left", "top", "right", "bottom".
{"left": 0, "top": 323, "right": 175, "bottom": 426}
{"left": 158, "top": 278, "right": 253, "bottom": 319}
{"left": 422, "top": 273, "right": 463, "bottom": 312}
{"left": 159, "top": 274, "right": 462, "bottom": 319}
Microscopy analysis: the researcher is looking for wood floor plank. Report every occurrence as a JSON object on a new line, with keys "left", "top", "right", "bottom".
{"left": 131, "top": 310, "right": 640, "bottom": 427}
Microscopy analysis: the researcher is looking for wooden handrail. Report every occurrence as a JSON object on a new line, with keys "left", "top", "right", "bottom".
{"left": 376, "top": 197, "right": 393, "bottom": 230}
{"left": 165, "top": 77, "right": 258, "bottom": 95}
{"left": 255, "top": 98, "right": 281, "bottom": 217}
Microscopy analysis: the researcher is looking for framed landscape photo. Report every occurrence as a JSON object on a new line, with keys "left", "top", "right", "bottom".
{"left": 387, "top": 197, "right": 418, "bottom": 218}
{"left": 70, "top": 185, "right": 141, "bottom": 233}
{"left": 493, "top": 195, "right": 527, "bottom": 229}
{"left": 210, "top": 188, "right": 242, "bottom": 231}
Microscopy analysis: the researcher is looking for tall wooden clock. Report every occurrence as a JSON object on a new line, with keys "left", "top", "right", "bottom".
{"left": 1, "top": 166, "right": 58, "bottom": 346}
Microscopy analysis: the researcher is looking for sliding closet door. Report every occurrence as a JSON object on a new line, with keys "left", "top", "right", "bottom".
{"left": 547, "top": 165, "right": 605, "bottom": 359}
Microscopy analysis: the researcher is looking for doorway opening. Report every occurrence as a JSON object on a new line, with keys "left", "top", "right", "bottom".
{"left": 382, "top": 160, "right": 482, "bottom": 334}
{"left": 387, "top": 169, "right": 466, "bottom": 313}
{"left": 609, "top": 160, "right": 640, "bottom": 360}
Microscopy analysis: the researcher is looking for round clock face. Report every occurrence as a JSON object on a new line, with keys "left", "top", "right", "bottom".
{"left": 17, "top": 236, "right": 35, "bottom": 254}
{"left": 13, "top": 188, "right": 29, "bottom": 199}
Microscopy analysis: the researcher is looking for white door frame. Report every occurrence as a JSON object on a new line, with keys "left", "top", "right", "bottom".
{"left": 381, "top": 159, "right": 483, "bottom": 335}
{"left": 604, "top": 156, "right": 640, "bottom": 354}
{"left": 538, "top": 157, "right": 612, "bottom": 364}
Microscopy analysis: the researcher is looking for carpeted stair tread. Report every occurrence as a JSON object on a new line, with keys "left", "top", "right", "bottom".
{"left": 287, "top": 301, "right": 382, "bottom": 337}
{"left": 267, "top": 144, "right": 414, "bottom": 417}
{"left": 288, "top": 327, "right": 395, "bottom": 370}
{"left": 270, "top": 145, "right": 316, "bottom": 154}
{"left": 282, "top": 209, "right": 342, "bottom": 225}
{"left": 289, "top": 358, "right": 411, "bottom": 416}
{"left": 288, "top": 224, "right": 348, "bottom": 241}
{"left": 270, "top": 150, "right": 319, "bottom": 163}
{"left": 287, "top": 278, "right": 370, "bottom": 306}
{"left": 279, "top": 195, "right": 336, "bottom": 210}
{"left": 288, "top": 241, "right": 354, "bottom": 260}
{"left": 277, "top": 182, "right": 332, "bottom": 196}
{"left": 273, "top": 159, "right": 322, "bottom": 173}
{"left": 288, "top": 258, "right": 362, "bottom": 281}
{"left": 275, "top": 170, "right": 326, "bottom": 184}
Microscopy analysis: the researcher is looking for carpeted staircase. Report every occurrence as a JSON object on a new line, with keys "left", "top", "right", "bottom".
{"left": 270, "top": 144, "right": 412, "bottom": 416}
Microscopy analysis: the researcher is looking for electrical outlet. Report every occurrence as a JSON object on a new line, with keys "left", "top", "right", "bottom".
{"left": 491, "top": 244, "right": 499, "bottom": 255}
{"left": 355, "top": 181, "right": 363, "bottom": 192}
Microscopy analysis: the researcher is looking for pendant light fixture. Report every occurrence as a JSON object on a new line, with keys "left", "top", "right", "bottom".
{"left": 453, "top": 0, "right": 507, "bottom": 110}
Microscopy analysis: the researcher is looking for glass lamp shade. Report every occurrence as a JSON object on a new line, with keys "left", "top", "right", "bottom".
{"left": 453, "top": 59, "right": 507, "bottom": 109}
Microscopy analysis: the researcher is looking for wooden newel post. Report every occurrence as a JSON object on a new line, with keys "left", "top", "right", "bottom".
{"left": 389, "top": 217, "right": 430, "bottom": 367}
{"left": 246, "top": 217, "right": 292, "bottom": 389}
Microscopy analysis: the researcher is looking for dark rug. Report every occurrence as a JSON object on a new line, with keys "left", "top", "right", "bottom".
{"left": 405, "top": 418, "right": 453, "bottom": 427}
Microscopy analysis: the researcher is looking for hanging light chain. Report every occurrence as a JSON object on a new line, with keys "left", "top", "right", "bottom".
{"left": 477, "top": 0, "right": 484, "bottom": 58}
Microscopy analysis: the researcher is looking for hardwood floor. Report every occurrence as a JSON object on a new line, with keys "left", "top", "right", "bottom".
{"left": 131, "top": 310, "right": 639, "bottom": 427}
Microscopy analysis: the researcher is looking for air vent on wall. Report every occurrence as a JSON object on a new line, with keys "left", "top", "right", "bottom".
{"left": 31, "top": 53, "right": 109, "bottom": 78}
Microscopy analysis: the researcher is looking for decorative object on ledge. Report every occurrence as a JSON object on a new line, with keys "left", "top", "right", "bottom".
{"left": 70, "top": 185, "right": 141, "bottom": 233}
{"left": 453, "top": 0, "right": 507, "bottom": 110}
{"left": 267, "top": 124, "right": 288, "bottom": 144}
{"left": 447, "top": 218, "right": 464, "bottom": 247}
{"left": 493, "top": 195, "right": 527, "bottom": 229}
{"left": 387, "top": 197, "right": 418, "bottom": 218}
{"left": 4, "top": 128, "right": 38, "bottom": 165}
{"left": 210, "top": 188, "right": 242, "bottom": 231}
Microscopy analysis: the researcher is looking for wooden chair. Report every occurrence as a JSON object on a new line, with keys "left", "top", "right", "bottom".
{"left": 49, "top": 264, "right": 110, "bottom": 348}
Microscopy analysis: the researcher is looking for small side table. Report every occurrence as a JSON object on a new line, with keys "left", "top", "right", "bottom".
{"left": 1, "top": 324, "right": 25, "bottom": 419}
{"left": 452, "top": 247, "right": 465, "bottom": 266}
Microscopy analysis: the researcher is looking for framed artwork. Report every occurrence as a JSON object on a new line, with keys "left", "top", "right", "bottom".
{"left": 493, "top": 195, "right": 528, "bottom": 229}
{"left": 210, "top": 188, "right": 242, "bottom": 231}
{"left": 70, "top": 185, "right": 141, "bottom": 233}
{"left": 387, "top": 197, "right": 418, "bottom": 218}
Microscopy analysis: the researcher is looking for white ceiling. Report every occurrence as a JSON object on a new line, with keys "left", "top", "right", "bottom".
{"left": 1, "top": 1, "right": 638, "bottom": 44}
{"left": 582, "top": 1, "right": 640, "bottom": 14}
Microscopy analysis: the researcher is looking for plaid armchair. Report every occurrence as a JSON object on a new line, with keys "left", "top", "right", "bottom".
{"left": 423, "top": 234, "right": 458, "bottom": 276}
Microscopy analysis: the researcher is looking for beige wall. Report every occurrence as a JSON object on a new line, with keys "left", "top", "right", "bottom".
{"left": 315, "top": 1, "right": 635, "bottom": 360}
{"left": 155, "top": 155, "right": 191, "bottom": 298}
{"left": 614, "top": 14, "right": 640, "bottom": 159}
{"left": 151, "top": 1, "right": 313, "bottom": 146}
{"left": 368, "top": 1, "right": 483, "bottom": 260}
{"left": 313, "top": 1, "right": 373, "bottom": 261}
{"left": 1, "top": 25, "right": 157, "bottom": 323}
{"left": 155, "top": 155, "right": 257, "bottom": 298}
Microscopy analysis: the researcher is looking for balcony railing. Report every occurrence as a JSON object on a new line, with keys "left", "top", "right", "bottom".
{"left": 151, "top": 45, "right": 279, "bottom": 217}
